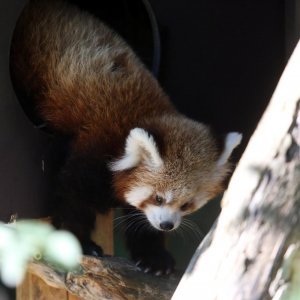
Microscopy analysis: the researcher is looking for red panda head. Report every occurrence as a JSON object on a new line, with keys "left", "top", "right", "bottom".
{"left": 110, "top": 116, "right": 242, "bottom": 231}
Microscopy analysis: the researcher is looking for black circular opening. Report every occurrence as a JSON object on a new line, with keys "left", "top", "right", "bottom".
{"left": 10, "top": 0, "right": 161, "bottom": 130}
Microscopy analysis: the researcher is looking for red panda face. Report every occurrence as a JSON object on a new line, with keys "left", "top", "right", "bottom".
{"left": 113, "top": 159, "right": 234, "bottom": 231}
{"left": 122, "top": 181, "right": 222, "bottom": 231}
{"left": 125, "top": 187, "right": 182, "bottom": 231}
{"left": 110, "top": 126, "right": 242, "bottom": 231}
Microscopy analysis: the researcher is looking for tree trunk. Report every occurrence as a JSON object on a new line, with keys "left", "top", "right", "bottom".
{"left": 172, "top": 40, "right": 300, "bottom": 300}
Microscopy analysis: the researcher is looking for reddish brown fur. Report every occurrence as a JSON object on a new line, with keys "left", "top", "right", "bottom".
{"left": 11, "top": 0, "right": 175, "bottom": 153}
{"left": 9, "top": 1, "right": 243, "bottom": 273}
{"left": 10, "top": 0, "right": 233, "bottom": 211}
{"left": 113, "top": 115, "right": 229, "bottom": 209}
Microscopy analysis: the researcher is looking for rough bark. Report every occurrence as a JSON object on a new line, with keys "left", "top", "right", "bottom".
{"left": 172, "top": 41, "right": 300, "bottom": 300}
{"left": 27, "top": 256, "right": 180, "bottom": 300}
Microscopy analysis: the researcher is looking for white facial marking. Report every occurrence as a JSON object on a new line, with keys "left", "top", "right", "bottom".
{"left": 110, "top": 128, "right": 163, "bottom": 172}
{"left": 217, "top": 132, "right": 243, "bottom": 166}
{"left": 144, "top": 205, "right": 181, "bottom": 231}
{"left": 164, "top": 191, "right": 173, "bottom": 203}
{"left": 156, "top": 191, "right": 173, "bottom": 204}
{"left": 125, "top": 186, "right": 153, "bottom": 207}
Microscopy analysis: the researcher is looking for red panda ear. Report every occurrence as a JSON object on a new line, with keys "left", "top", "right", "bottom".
{"left": 217, "top": 132, "right": 242, "bottom": 166}
{"left": 109, "top": 128, "right": 164, "bottom": 172}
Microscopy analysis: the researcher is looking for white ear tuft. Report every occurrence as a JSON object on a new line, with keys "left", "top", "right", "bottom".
{"left": 110, "top": 128, "right": 163, "bottom": 172}
{"left": 217, "top": 132, "right": 242, "bottom": 166}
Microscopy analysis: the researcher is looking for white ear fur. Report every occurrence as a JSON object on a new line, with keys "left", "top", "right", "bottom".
{"left": 110, "top": 128, "right": 163, "bottom": 172}
{"left": 217, "top": 132, "right": 242, "bottom": 166}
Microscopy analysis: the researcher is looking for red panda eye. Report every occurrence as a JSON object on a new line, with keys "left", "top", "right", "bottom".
{"left": 155, "top": 195, "right": 164, "bottom": 205}
{"left": 180, "top": 202, "right": 191, "bottom": 211}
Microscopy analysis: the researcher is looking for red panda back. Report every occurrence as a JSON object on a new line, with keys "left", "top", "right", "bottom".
{"left": 10, "top": 0, "right": 174, "bottom": 141}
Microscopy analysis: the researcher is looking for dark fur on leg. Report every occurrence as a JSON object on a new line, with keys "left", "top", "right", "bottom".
{"left": 52, "top": 155, "right": 116, "bottom": 257}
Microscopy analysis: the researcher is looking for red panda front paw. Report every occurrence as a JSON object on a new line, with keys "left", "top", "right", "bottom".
{"left": 82, "top": 240, "right": 103, "bottom": 257}
{"left": 134, "top": 250, "right": 175, "bottom": 276}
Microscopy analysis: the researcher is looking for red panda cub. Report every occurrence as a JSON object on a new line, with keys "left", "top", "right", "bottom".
{"left": 10, "top": 0, "right": 242, "bottom": 275}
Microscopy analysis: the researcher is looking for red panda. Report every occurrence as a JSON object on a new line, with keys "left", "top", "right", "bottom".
{"left": 10, "top": 0, "right": 242, "bottom": 275}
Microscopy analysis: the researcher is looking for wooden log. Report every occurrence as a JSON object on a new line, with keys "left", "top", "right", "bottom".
{"left": 172, "top": 40, "right": 300, "bottom": 300}
{"left": 16, "top": 211, "right": 179, "bottom": 299}
{"left": 27, "top": 256, "right": 180, "bottom": 300}
{"left": 16, "top": 272, "right": 68, "bottom": 300}
{"left": 17, "top": 212, "right": 113, "bottom": 300}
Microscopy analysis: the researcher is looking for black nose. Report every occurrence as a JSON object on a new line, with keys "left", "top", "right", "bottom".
{"left": 160, "top": 221, "right": 174, "bottom": 231}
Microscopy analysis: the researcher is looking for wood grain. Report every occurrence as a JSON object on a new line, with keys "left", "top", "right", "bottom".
{"left": 26, "top": 256, "right": 180, "bottom": 300}
{"left": 17, "top": 212, "right": 113, "bottom": 300}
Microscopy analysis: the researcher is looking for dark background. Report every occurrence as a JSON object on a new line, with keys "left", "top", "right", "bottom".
{"left": 0, "top": 0, "right": 287, "bottom": 220}
{"left": 0, "top": 0, "right": 294, "bottom": 282}
{"left": 152, "top": 0, "right": 285, "bottom": 146}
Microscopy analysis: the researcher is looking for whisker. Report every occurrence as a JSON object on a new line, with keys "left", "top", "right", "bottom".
{"left": 181, "top": 218, "right": 205, "bottom": 241}
{"left": 114, "top": 212, "right": 144, "bottom": 222}
{"left": 113, "top": 207, "right": 136, "bottom": 210}
{"left": 136, "top": 221, "right": 153, "bottom": 234}
{"left": 177, "top": 224, "right": 189, "bottom": 245}
{"left": 114, "top": 214, "right": 145, "bottom": 230}
{"left": 126, "top": 220, "right": 145, "bottom": 234}
{"left": 125, "top": 218, "right": 148, "bottom": 234}
{"left": 188, "top": 220, "right": 205, "bottom": 239}
{"left": 133, "top": 220, "right": 148, "bottom": 234}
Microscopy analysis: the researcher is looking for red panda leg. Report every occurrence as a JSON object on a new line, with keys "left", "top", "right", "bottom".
{"left": 52, "top": 155, "right": 115, "bottom": 257}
